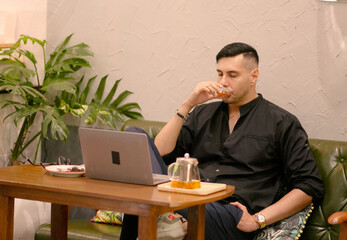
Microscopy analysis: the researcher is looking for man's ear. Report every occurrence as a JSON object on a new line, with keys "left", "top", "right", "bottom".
{"left": 250, "top": 68, "right": 259, "bottom": 86}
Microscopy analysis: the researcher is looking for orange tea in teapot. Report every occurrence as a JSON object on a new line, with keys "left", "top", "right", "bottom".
{"left": 171, "top": 179, "right": 201, "bottom": 189}
{"left": 168, "top": 153, "right": 201, "bottom": 189}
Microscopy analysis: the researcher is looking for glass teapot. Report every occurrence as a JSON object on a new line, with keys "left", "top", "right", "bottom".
{"left": 167, "top": 153, "right": 201, "bottom": 189}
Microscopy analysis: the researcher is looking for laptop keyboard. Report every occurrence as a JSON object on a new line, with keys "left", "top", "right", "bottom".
{"left": 153, "top": 174, "right": 170, "bottom": 182}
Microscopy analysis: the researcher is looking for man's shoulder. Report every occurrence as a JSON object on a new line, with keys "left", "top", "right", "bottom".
{"left": 260, "top": 97, "right": 297, "bottom": 121}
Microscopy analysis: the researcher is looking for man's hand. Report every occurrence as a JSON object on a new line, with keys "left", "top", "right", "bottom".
{"left": 183, "top": 81, "right": 222, "bottom": 109}
{"left": 230, "top": 201, "right": 260, "bottom": 232}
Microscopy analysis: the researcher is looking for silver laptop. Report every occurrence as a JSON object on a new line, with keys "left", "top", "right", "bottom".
{"left": 78, "top": 127, "right": 170, "bottom": 185}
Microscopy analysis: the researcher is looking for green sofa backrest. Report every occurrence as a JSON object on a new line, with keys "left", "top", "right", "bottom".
{"left": 302, "top": 139, "right": 347, "bottom": 240}
{"left": 122, "top": 119, "right": 347, "bottom": 240}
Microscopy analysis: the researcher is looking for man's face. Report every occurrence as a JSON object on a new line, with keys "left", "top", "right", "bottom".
{"left": 216, "top": 54, "right": 258, "bottom": 106}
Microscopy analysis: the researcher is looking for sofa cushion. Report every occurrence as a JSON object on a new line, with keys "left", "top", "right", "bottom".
{"left": 91, "top": 210, "right": 123, "bottom": 225}
{"left": 35, "top": 219, "right": 121, "bottom": 240}
{"left": 254, "top": 204, "right": 313, "bottom": 240}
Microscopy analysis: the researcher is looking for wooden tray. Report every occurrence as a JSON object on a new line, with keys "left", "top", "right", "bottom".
{"left": 157, "top": 182, "right": 226, "bottom": 195}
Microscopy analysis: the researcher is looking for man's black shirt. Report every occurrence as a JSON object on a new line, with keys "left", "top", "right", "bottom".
{"left": 163, "top": 94, "right": 324, "bottom": 213}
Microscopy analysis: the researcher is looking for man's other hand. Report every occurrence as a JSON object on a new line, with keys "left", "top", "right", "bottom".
{"left": 230, "top": 201, "right": 260, "bottom": 232}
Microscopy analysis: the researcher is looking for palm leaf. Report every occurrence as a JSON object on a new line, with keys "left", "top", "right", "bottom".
{"left": 116, "top": 102, "right": 142, "bottom": 112}
{"left": 102, "top": 79, "right": 121, "bottom": 105}
{"left": 92, "top": 75, "right": 108, "bottom": 103}
{"left": 79, "top": 75, "right": 97, "bottom": 104}
{"left": 110, "top": 90, "right": 134, "bottom": 108}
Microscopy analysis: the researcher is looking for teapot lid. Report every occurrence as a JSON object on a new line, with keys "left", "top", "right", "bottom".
{"left": 176, "top": 153, "right": 198, "bottom": 163}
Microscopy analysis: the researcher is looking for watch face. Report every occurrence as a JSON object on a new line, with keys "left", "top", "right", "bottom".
{"left": 257, "top": 214, "right": 265, "bottom": 222}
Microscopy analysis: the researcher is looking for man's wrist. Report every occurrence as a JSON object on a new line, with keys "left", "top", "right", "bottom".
{"left": 254, "top": 212, "right": 267, "bottom": 229}
{"left": 178, "top": 102, "right": 193, "bottom": 116}
{"left": 252, "top": 215, "right": 261, "bottom": 230}
{"left": 176, "top": 109, "right": 189, "bottom": 121}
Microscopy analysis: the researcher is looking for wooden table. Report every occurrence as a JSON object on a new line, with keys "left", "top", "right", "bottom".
{"left": 0, "top": 165, "right": 234, "bottom": 240}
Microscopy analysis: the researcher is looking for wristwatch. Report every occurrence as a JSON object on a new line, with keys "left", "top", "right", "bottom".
{"left": 255, "top": 213, "right": 267, "bottom": 229}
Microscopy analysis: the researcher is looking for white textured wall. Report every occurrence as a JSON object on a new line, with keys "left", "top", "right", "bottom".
{"left": 46, "top": 0, "right": 347, "bottom": 141}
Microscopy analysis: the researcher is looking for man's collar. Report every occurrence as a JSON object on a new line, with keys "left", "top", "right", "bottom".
{"left": 239, "top": 94, "right": 262, "bottom": 116}
{"left": 220, "top": 94, "right": 262, "bottom": 116}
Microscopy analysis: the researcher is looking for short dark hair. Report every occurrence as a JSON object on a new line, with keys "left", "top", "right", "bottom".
{"left": 216, "top": 42, "right": 259, "bottom": 65}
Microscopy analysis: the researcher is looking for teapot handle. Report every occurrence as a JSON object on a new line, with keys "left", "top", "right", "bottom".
{"left": 167, "top": 162, "right": 178, "bottom": 179}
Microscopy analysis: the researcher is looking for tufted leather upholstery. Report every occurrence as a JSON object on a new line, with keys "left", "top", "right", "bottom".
{"left": 35, "top": 119, "right": 347, "bottom": 240}
{"left": 301, "top": 139, "right": 347, "bottom": 240}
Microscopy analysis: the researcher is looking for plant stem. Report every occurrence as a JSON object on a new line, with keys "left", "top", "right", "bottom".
{"left": 21, "top": 130, "right": 42, "bottom": 162}
{"left": 33, "top": 63, "right": 40, "bottom": 87}
{"left": 10, "top": 113, "right": 36, "bottom": 163}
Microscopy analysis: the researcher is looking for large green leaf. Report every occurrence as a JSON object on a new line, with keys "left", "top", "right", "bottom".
{"left": 15, "top": 49, "right": 37, "bottom": 65}
{"left": 39, "top": 105, "right": 69, "bottom": 141}
{"left": 0, "top": 58, "right": 34, "bottom": 81}
{"left": 41, "top": 76, "right": 76, "bottom": 93}
{"left": 59, "top": 99, "right": 88, "bottom": 117}
{"left": 0, "top": 79, "right": 47, "bottom": 102}
{"left": 46, "top": 34, "right": 73, "bottom": 69}
{"left": 64, "top": 43, "right": 93, "bottom": 57}
{"left": 12, "top": 34, "right": 46, "bottom": 49}
{"left": 46, "top": 57, "right": 91, "bottom": 75}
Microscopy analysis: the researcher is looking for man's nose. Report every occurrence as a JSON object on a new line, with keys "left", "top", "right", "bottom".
{"left": 219, "top": 75, "right": 228, "bottom": 85}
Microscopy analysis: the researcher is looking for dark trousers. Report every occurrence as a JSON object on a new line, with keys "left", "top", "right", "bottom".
{"left": 120, "top": 127, "right": 255, "bottom": 240}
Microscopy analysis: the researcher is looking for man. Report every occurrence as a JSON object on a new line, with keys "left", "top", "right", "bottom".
{"left": 154, "top": 42, "right": 324, "bottom": 239}
{"left": 120, "top": 42, "right": 324, "bottom": 240}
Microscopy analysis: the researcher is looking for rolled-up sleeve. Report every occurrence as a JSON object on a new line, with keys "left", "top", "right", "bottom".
{"left": 277, "top": 115, "right": 325, "bottom": 201}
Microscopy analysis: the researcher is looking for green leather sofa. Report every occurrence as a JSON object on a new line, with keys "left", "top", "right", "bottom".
{"left": 35, "top": 119, "right": 347, "bottom": 240}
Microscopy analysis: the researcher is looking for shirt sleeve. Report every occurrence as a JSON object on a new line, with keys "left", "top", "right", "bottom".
{"left": 276, "top": 115, "right": 325, "bottom": 201}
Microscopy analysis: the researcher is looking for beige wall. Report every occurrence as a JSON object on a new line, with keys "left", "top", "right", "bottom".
{"left": 2, "top": 0, "right": 346, "bottom": 142}
{"left": 46, "top": 0, "right": 347, "bottom": 141}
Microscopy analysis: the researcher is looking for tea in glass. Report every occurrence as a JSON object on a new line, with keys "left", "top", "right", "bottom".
{"left": 216, "top": 87, "right": 232, "bottom": 98}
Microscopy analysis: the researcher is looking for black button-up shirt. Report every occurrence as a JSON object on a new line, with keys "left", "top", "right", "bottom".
{"left": 163, "top": 94, "right": 324, "bottom": 213}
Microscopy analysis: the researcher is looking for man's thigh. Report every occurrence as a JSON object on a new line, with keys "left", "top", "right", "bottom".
{"left": 176, "top": 201, "right": 255, "bottom": 240}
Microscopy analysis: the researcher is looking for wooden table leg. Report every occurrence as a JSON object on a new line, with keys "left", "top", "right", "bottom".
{"left": 187, "top": 204, "right": 205, "bottom": 240}
{"left": 51, "top": 203, "right": 69, "bottom": 240}
{"left": 138, "top": 215, "right": 157, "bottom": 240}
{"left": 0, "top": 195, "right": 14, "bottom": 240}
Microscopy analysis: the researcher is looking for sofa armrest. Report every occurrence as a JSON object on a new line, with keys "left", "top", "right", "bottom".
{"left": 328, "top": 211, "right": 347, "bottom": 240}
{"left": 328, "top": 211, "right": 347, "bottom": 225}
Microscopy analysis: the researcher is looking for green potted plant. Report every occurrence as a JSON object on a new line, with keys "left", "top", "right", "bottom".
{"left": 0, "top": 34, "right": 142, "bottom": 165}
